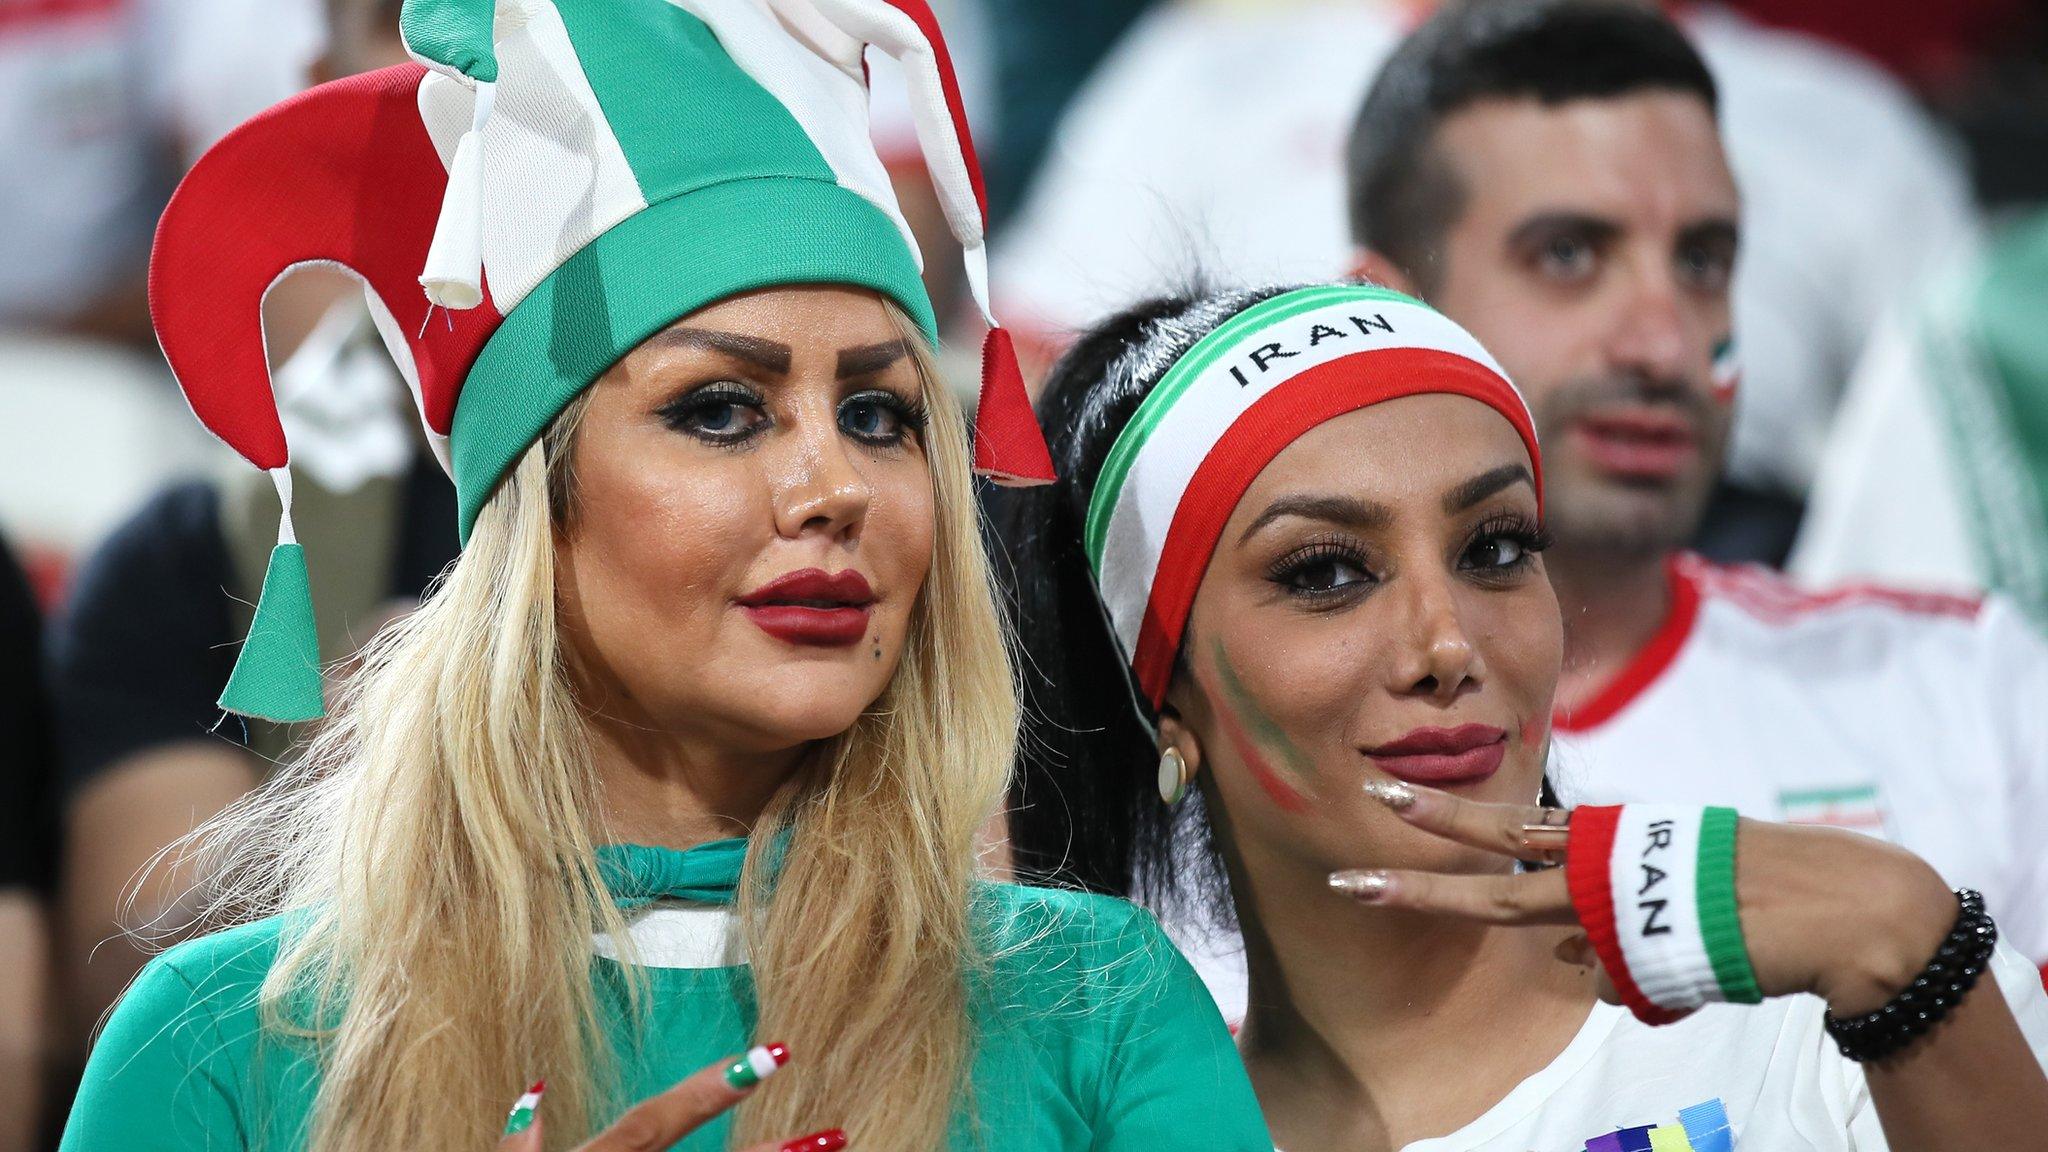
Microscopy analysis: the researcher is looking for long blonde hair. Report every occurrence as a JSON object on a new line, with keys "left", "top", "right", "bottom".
{"left": 185, "top": 308, "right": 1017, "bottom": 1152}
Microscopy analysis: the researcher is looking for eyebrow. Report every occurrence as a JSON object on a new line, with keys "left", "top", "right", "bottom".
{"left": 1678, "top": 218, "right": 1740, "bottom": 252}
{"left": 1505, "top": 212, "right": 1622, "bottom": 253}
{"left": 1443, "top": 463, "right": 1535, "bottom": 514}
{"left": 644, "top": 327, "right": 792, "bottom": 373}
{"left": 836, "top": 339, "right": 912, "bottom": 379}
{"left": 1238, "top": 494, "right": 1393, "bottom": 544}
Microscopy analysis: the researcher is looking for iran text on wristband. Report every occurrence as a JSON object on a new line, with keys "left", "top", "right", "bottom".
{"left": 1566, "top": 805, "right": 1763, "bottom": 1025}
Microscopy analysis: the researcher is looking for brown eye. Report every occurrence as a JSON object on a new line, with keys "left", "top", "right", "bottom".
{"left": 1269, "top": 541, "right": 1375, "bottom": 599}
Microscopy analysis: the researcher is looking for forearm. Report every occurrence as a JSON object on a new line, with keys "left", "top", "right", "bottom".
{"left": 1865, "top": 973, "right": 2048, "bottom": 1150}
{"left": 0, "top": 896, "right": 48, "bottom": 1152}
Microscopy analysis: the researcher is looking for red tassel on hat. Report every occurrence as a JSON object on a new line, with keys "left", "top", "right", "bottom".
{"left": 974, "top": 327, "right": 1055, "bottom": 485}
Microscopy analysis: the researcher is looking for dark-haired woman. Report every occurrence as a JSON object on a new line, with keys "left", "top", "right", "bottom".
{"left": 991, "top": 283, "right": 2048, "bottom": 1152}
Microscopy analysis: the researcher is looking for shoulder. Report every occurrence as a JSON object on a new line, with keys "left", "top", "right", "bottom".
{"left": 973, "top": 884, "right": 1197, "bottom": 1007}
{"left": 124, "top": 916, "right": 287, "bottom": 1024}
{"left": 1683, "top": 554, "right": 1992, "bottom": 651}
{"left": 975, "top": 882, "right": 1170, "bottom": 962}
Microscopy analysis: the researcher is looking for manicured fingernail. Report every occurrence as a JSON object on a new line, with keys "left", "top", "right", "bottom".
{"left": 780, "top": 1129, "right": 848, "bottom": 1152}
{"left": 504, "top": 1079, "right": 545, "bottom": 1136}
{"left": 1363, "top": 779, "right": 1416, "bottom": 810}
{"left": 723, "top": 1042, "right": 791, "bottom": 1090}
{"left": 1329, "top": 870, "right": 1391, "bottom": 901}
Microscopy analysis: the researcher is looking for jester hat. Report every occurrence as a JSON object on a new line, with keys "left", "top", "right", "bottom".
{"left": 150, "top": 0, "right": 1052, "bottom": 724}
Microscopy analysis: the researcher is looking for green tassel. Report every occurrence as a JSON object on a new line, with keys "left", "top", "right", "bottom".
{"left": 218, "top": 543, "right": 325, "bottom": 722}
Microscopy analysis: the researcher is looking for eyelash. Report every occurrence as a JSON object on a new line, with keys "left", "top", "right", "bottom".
{"left": 1459, "top": 513, "right": 1553, "bottom": 582}
{"left": 1266, "top": 533, "right": 1376, "bottom": 605}
{"left": 655, "top": 383, "right": 929, "bottom": 449}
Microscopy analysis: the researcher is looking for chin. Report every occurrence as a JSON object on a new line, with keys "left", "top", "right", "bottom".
{"left": 716, "top": 664, "right": 895, "bottom": 746}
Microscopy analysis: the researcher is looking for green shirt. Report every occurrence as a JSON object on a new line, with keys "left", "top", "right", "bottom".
{"left": 60, "top": 843, "right": 1270, "bottom": 1151}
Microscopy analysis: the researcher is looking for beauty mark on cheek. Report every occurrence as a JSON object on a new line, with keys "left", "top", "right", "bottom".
{"left": 1209, "top": 639, "right": 1315, "bottom": 814}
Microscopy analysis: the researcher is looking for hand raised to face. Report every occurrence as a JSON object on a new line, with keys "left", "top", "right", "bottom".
{"left": 1332, "top": 781, "right": 1958, "bottom": 1019}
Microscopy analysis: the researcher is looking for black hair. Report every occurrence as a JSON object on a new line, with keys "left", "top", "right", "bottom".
{"left": 987, "top": 282, "right": 1568, "bottom": 912}
{"left": 985, "top": 283, "right": 1301, "bottom": 916}
{"left": 1346, "top": 0, "right": 1718, "bottom": 289}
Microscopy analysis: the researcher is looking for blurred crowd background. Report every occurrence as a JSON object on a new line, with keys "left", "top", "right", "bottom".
{"left": 3, "top": 0, "right": 2047, "bottom": 1149}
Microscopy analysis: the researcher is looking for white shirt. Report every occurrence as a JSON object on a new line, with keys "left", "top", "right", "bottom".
{"left": 992, "top": 2, "right": 1977, "bottom": 495}
{"left": 1390, "top": 942, "right": 2048, "bottom": 1152}
{"left": 1552, "top": 554, "right": 2048, "bottom": 967}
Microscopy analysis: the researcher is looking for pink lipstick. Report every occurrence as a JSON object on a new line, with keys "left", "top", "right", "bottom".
{"left": 738, "top": 568, "right": 874, "bottom": 647}
{"left": 1364, "top": 723, "right": 1506, "bottom": 785}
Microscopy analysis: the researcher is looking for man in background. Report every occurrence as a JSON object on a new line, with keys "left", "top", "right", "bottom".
{"left": 1343, "top": 1, "right": 2048, "bottom": 975}
{"left": 994, "top": 0, "right": 1979, "bottom": 563}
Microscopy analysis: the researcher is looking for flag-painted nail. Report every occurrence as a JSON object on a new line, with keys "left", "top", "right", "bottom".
{"left": 779, "top": 1129, "right": 848, "bottom": 1152}
{"left": 1329, "top": 870, "right": 1392, "bottom": 901}
{"left": 723, "top": 1042, "right": 791, "bottom": 1090}
{"left": 503, "top": 1080, "right": 545, "bottom": 1136}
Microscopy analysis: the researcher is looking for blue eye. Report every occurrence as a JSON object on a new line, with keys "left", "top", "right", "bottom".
{"left": 658, "top": 383, "right": 767, "bottom": 444}
{"left": 839, "top": 389, "right": 925, "bottom": 447}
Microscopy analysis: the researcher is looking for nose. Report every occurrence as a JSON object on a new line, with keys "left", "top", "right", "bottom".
{"left": 1605, "top": 260, "right": 1695, "bottom": 387}
{"left": 769, "top": 413, "right": 873, "bottom": 542}
{"left": 1387, "top": 570, "right": 1481, "bottom": 704}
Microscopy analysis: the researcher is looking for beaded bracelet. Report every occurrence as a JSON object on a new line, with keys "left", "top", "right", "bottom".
{"left": 1824, "top": 888, "right": 1998, "bottom": 1063}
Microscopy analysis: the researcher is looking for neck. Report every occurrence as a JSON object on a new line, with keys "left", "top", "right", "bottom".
{"left": 1235, "top": 849, "right": 1593, "bottom": 1150}
{"left": 1546, "top": 542, "right": 1675, "bottom": 714}
{"left": 585, "top": 708, "right": 808, "bottom": 851}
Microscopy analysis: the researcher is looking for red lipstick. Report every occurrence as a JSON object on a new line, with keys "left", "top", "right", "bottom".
{"left": 737, "top": 568, "right": 874, "bottom": 647}
{"left": 1364, "top": 724, "right": 1506, "bottom": 785}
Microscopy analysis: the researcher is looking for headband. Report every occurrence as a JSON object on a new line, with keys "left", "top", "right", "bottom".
{"left": 1083, "top": 284, "right": 1542, "bottom": 706}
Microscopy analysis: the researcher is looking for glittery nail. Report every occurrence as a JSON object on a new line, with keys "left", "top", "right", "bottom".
{"left": 723, "top": 1042, "right": 791, "bottom": 1090}
{"left": 1363, "top": 779, "right": 1416, "bottom": 810}
{"left": 1329, "top": 870, "right": 1392, "bottom": 901}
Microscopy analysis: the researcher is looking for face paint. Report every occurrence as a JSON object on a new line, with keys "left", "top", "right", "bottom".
{"left": 1209, "top": 639, "right": 1316, "bottom": 813}
{"left": 1710, "top": 335, "right": 1739, "bottom": 406}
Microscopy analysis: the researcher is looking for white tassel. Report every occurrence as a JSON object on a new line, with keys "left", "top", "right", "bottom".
{"left": 420, "top": 80, "right": 494, "bottom": 310}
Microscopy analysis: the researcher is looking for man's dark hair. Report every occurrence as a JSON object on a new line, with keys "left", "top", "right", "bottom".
{"left": 1346, "top": 0, "right": 1718, "bottom": 289}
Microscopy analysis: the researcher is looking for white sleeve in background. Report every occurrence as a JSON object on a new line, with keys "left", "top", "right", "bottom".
{"left": 991, "top": 3, "right": 1394, "bottom": 339}
{"left": 1789, "top": 312, "right": 1984, "bottom": 594}
{"left": 1982, "top": 601, "right": 2048, "bottom": 967}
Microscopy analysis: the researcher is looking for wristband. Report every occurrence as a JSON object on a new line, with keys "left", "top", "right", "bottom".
{"left": 1566, "top": 805, "right": 1763, "bottom": 1025}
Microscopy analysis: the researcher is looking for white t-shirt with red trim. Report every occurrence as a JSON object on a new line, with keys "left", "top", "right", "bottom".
{"left": 1551, "top": 554, "right": 2048, "bottom": 968}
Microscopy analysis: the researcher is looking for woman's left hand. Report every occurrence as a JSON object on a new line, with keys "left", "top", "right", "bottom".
{"left": 1332, "top": 781, "right": 1959, "bottom": 1017}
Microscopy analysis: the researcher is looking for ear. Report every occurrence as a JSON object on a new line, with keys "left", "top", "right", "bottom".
{"left": 1157, "top": 710, "right": 1203, "bottom": 785}
{"left": 1349, "top": 247, "right": 1417, "bottom": 296}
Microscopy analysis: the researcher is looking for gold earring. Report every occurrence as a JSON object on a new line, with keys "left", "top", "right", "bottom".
{"left": 1157, "top": 747, "right": 1191, "bottom": 805}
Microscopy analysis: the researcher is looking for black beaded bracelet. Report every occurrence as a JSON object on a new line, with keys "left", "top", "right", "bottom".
{"left": 1823, "top": 888, "right": 1998, "bottom": 1063}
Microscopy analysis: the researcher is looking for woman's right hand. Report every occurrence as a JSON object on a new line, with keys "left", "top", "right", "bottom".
{"left": 496, "top": 1045, "right": 847, "bottom": 1152}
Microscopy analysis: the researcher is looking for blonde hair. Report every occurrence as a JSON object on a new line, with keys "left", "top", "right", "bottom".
{"left": 185, "top": 307, "right": 1017, "bottom": 1152}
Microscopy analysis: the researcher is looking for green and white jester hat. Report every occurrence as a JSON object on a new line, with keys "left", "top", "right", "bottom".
{"left": 149, "top": 0, "right": 1052, "bottom": 724}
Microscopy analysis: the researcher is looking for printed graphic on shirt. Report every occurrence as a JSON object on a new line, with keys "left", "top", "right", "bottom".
{"left": 1776, "top": 783, "right": 1890, "bottom": 838}
{"left": 1579, "top": 1097, "right": 1732, "bottom": 1152}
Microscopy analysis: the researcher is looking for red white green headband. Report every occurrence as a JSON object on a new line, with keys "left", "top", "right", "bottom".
{"left": 1567, "top": 805, "right": 1764, "bottom": 1025}
{"left": 1081, "top": 284, "right": 1542, "bottom": 707}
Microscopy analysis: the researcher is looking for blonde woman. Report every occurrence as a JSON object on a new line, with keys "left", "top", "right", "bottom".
{"left": 57, "top": 4, "right": 1270, "bottom": 1151}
